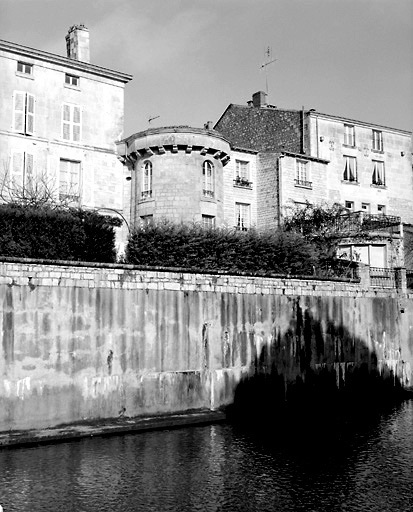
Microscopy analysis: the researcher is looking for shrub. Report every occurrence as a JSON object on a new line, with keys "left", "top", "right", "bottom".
{"left": 125, "top": 220, "right": 318, "bottom": 275}
{"left": 0, "top": 204, "right": 119, "bottom": 262}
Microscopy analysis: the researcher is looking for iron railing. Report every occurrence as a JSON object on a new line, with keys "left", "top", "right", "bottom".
{"left": 337, "top": 211, "right": 401, "bottom": 234}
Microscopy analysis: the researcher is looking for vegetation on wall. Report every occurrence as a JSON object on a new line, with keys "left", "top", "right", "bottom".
{"left": 0, "top": 203, "right": 120, "bottom": 262}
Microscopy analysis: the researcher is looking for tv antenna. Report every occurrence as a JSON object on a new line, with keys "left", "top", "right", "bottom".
{"left": 260, "top": 46, "right": 277, "bottom": 96}
{"left": 148, "top": 115, "right": 160, "bottom": 125}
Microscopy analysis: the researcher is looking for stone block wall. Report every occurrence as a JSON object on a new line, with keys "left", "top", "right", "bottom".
{"left": 0, "top": 259, "right": 412, "bottom": 432}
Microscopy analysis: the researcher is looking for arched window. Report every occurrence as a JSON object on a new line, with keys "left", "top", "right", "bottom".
{"left": 202, "top": 161, "right": 214, "bottom": 198}
{"left": 141, "top": 161, "right": 152, "bottom": 199}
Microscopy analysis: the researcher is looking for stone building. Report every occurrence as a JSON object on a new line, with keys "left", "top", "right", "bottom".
{"left": 214, "top": 91, "right": 413, "bottom": 268}
{"left": 0, "top": 25, "right": 132, "bottom": 246}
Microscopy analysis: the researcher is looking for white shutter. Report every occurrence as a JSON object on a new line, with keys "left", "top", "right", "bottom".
{"left": 13, "top": 92, "right": 25, "bottom": 133}
{"left": 25, "top": 153, "right": 34, "bottom": 186}
{"left": 11, "top": 152, "right": 24, "bottom": 188}
{"left": 62, "top": 104, "right": 71, "bottom": 140}
{"left": 26, "top": 94, "right": 35, "bottom": 135}
{"left": 73, "top": 106, "right": 81, "bottom": 142}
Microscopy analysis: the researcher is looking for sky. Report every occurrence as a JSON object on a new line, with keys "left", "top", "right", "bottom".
{"left": 1, "top": 0, "right": 412, "bottom": 137}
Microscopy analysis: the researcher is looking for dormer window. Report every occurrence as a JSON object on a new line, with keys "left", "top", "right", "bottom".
{"left": 65, "top": 74, "right": 79, "bottom": 87}
{"left": 17, "top": 61, "right": 33, "bottom": 75}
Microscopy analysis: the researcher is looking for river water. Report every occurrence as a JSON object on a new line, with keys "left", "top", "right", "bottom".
{"left": 0, "top": 400, "right": 412, "bottom": 512}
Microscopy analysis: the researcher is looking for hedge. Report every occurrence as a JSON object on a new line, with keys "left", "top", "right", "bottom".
{"left": 0, "top": 204, "right": 120, "bottom": 263}
{"left": 125, "top": 220, "right": 320, "bottom": 275}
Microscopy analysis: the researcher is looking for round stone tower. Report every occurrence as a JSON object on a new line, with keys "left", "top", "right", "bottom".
{"left": 117, "top": 126, "right": 231, "bottom": 229}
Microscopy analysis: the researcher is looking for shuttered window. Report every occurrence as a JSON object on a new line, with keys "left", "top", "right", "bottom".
{"left": 13, "top": 91, "right": 35, "bottom": 135}
{"left": 62, "top": 103, "right": 81, "bottom": 142}
{"left": 11, "top": 152, "right": 35, "bottom": 190}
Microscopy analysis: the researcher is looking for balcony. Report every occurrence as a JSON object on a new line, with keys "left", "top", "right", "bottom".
{"left": 234, "top": 177, "right": 252, "bottom": 189}
{"left": 336, "top": 211, "right": 401, "bottom": 234}
{"left": 294, "top": 179, "right": 312, "bottom": 188}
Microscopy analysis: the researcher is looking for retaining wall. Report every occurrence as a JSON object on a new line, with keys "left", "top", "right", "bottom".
{"left": 0, "top": 260, "right": 412, "bottom": 431}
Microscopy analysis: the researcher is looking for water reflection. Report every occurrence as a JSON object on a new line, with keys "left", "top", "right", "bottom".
{"left": 1, "top": 401, "right": 412, "bottom": 512}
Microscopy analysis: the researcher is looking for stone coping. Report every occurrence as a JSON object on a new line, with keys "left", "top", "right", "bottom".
{"left": 0, "top": 410, "right": 227, "bottom": 449}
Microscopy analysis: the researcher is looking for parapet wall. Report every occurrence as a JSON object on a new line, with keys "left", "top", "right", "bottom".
{"left": 0, "top": 259, "right": 412, "bottom": 431}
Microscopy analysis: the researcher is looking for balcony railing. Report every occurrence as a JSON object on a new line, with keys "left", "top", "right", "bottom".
{"left": 337, "top": 211, "right": 401, "bottom": 233}
{"left": 203, "top": 189, "right": 215, "bottom": 198}
{"left": 141, "top": 190, "right": 152, "bottom": 199}
{"left": 234, "top": 177, "right": 252, "bottom": 188}
{"left": 294, "top": 179, "right": 312, "bottom": 188}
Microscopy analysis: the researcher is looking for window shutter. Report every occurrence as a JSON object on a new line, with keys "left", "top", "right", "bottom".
{"left": 62, "top": 104, "right": 71, "bottom": 140}
{"left": 13, "top": 92, "right": 25, "bottom": 133}
{"left": 26, "top": 94, "right": 35, "bottom": 135}
{"left": 73, "top": 106, "right": 81, "bottom": 142}
{"left": 11, "top": 152, "right": 24, "bottom": 188}
{"left": 59, "top": 159, "right": 70, "bottom": 193}
{"left": 25, "top": 153, "right": 34, "bottom": 183}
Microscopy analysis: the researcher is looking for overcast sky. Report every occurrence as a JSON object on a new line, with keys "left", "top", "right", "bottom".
{"left": 1, "top": 0, "right": 412, "bottom": 137}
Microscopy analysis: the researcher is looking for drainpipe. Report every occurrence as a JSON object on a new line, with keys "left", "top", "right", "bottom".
{"left": 278, "top": 155, "right": 284, "bottom": 227}
{"left": 316, "top": 115, "right": 319, "bottom": 159}
{"left": 301, "top": 106, "right": 306, "bottom": 154}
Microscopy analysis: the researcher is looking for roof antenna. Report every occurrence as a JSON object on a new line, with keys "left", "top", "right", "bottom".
{"left": 260, "top": 46, "right": 277, "bottom": 97}
{"left": 148, "top": 115, "right": 160, "bottom": 125}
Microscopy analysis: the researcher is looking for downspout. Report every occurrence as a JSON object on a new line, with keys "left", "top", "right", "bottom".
{"left": 301, "top": 106, "right": 306, "bottom": 154}
{"left": 278, "top": 154, "right": 283, "bottom": 227}
{"left": 316, "top": 114, "right": 320, "bottom": 159}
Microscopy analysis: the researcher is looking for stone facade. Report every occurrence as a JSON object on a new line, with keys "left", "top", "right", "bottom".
{"left": 0, "top": 27, "right": 132, "bottom": 249}
{"left": 117, "top": 126, "right": 231, "bottom": 228}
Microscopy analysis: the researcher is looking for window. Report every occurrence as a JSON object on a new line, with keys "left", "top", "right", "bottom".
{"left": 140, "top": 215, "right": 153, "bottom": 226}
{"left": 235, "top": 202, "right": 250, "bottom": 231}
{"left": 344, "top": 124, "right": 355, "bottom": 146}
{"left": 141, "top": 161, "right": 152, "bottom": 199}
{"left": 234, "top": 160, "right": 251, "bottom": 186}
{"left": 377, "top": 204, "right": 386, "bottom": 215}
{"left": 361, "top": 203, "right": 370, "bottom": 212}
{"left": 65, "top": 74, "right": 79, "bottom": 87}
{"left": 295, "top": 160, "right": 311, "bottom": 187}
{"left": 345, "top": 201, "right": 354, "bottom": 211}
{"left": 59, "top": 159, "right": 80, "bottom": 202}
{"left": 13, "top": 91, "right": 35, "bottom": 135}
{"left": 202, "top": 215, "right": 215, "bottom": 228}
{"left": 202, "top": 161, "right": 214, "bottom": 197}
{"left": 372, "top": 130, "right": 383, "bottom": 151}
{"left": 62, "top": 103, "right": 81, "bottom": 142}
{"left": 343, "top": 156, "right": 357, "bottom": 182}
{"left": 372, "top": 161, "right": 385, "bottom": 186}
{"left": 11, "top": 152, "right": 34, "bottom": 191}
{"left": 17, "top": 61, "right": 33, "bottom": 75}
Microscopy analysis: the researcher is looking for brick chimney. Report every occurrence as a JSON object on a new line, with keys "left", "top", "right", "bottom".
{"left": 252, "top": 91, "right": 267, "bottom": 108}
{"left": 66, "top": 24, "right": 90, "bottom": 63}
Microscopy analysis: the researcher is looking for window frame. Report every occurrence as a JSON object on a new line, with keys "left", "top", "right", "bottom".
{"left": 11, "top": 151, "right": 35, "bottom": 193}
{"left": 202, "top": 160, "right": 215, "bottom": 198}
{"left": 141, "top": 160, "right": 153, "bottom": 199}
{"left": 343, "top": 124, "right": 355, "bottom": 147}
{"left": 345, "top": 200, "right": 354, "bottom": 211}
{"left": 65, "top": 74, "right": 80, "bottom": 87}
{"left": 372, "top": 160, "right": 385, "bottom": 186}
{"left": 372, "top": 130, "right": 383, "bottom": 152}
{"left": 16, "top": 61, "right": 33, "bottom": 76}
{"left": 235, "top": 202, "right": 250, "bottom": 231}
{"left": 343, "top": 155, "right": 358, "bottom": 183}
{"left": 13, "top": 91, "right": 35, "bottom": 135}
{"left": 59, "top": 159, "right": 81, "bottom": 203}
{"left": 377, "top": 204, "right": 386, "bottom": 215}
{"left": 202, "top": 215, "right": 215, "bottom": 229}
{"left": 295, "top": 159, "right": 311, "bottom": 188}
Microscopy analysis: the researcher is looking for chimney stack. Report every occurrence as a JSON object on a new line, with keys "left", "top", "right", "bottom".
{"left": 66, "top": 24, "right": 90, "bottom": 63}
{"left": 252, "top": 91, "right": 267, "bottom": 108}
{"left": 204, "top": 121, "right": 214, "bottom": 131}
